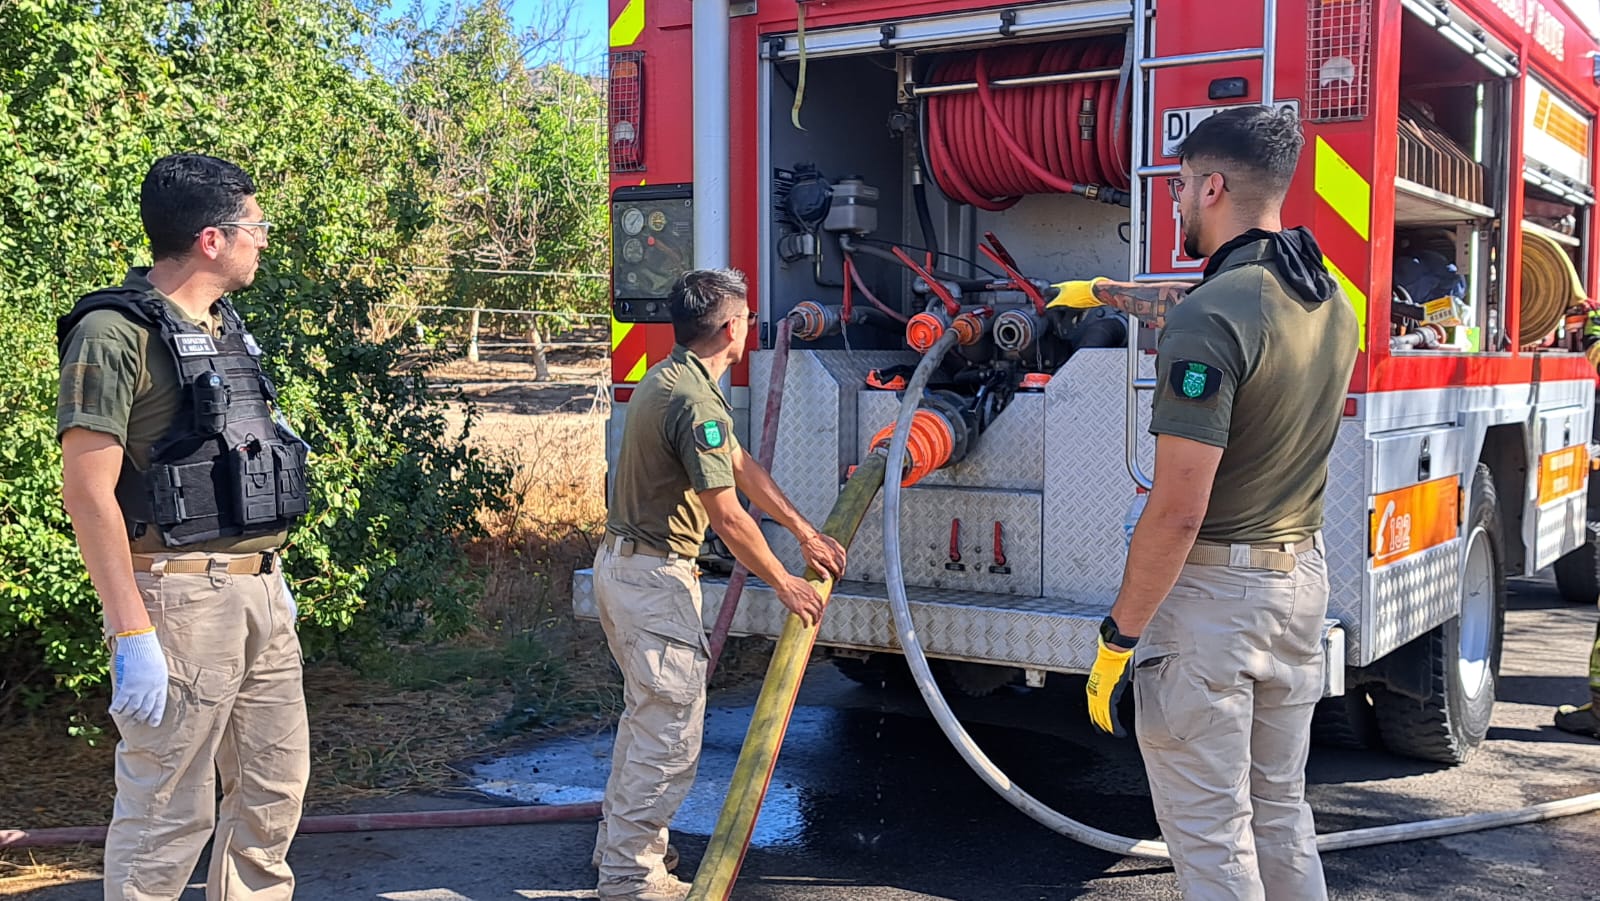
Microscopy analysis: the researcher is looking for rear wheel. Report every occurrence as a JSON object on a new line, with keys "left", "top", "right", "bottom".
{"left": 1369, "top": 463, "right": 1506, "bottom": 765}
{"left": 1554, "top": 523, "right": 1600, "bottom": 605}
{"left": 1310, "top": 685, "right": 1381, "bottom": 750}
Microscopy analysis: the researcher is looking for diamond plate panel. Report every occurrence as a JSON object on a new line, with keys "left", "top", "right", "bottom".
{"left": 844, "top": 486, "right": 1042, "bottom": 597}
{"left": 1324, "top": 420, "right": 1369, "bottom": 665}
{"left": 1041, "top": 349, "right": 1154, "bottom": 602}
{"left": 1535, "top": 495, "right": 1587, "bottom": 570}
{"left": 856, "top": 392, "right": 1046, "bottom": 490}
{"left": 748, "top": 349, "right": 913, "bottom": 575}
{"left": 1366, "top": 540, "right": 1461, "bottom": 661}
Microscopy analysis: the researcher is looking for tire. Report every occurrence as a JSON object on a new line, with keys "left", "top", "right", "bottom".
{"left": 1369, "top": 463, "right": 1507, "bottom": 765}
{"left": 830, "top": 653, "right": 915, "bottom": 690}
{"left": 1310, "top": 685, "right": 1381, "bottom": 750}
{"left": 936, "top": 661, "right": 1020, "bottom": 698}
{"left": 1554, "top": 522, "right": 1600, "bottom": 605}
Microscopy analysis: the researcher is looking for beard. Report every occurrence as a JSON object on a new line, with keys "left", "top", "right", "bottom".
{"left": 1181, "top": 207, "right": 1203, "bottom": 259}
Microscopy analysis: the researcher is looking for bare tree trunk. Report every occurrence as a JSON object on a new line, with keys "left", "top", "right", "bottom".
{"left": 529, "top": 320, "right": 550, "bottom": 381}
{"left": 467, "top": 308, "right": 481, "bottom": 363}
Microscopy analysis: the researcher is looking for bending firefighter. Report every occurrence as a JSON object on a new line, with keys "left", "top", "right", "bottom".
{"left": 1064, "top": 107, "right": 1361, "bottom": 899}
{"left": 591, "top": 269, "right": 846, "bottom": 901}
{"left": 56, "top": 154, "right": 311, "bottom": 900}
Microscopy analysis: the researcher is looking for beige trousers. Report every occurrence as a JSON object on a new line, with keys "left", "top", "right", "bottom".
{"left": 591, "top": 540, "right": 708, "bottom": 895}
{"left": 1134, "top": 535, "right": 1329, "bottom": 901}
{"left": 104, "top": 554, "right": 309, "bottom": 901}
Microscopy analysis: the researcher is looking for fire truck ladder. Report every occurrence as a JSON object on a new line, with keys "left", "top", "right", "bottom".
{"left": 1123, "top": 0, "right": 1278, "bottom": 488}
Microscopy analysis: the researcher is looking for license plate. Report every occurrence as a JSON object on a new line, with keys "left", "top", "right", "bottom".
{"left": 1160, "top": 100, "right": 1301, "bottom": 158}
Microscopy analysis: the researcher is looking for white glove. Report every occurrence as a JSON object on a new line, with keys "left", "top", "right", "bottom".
{"left": 110, "top": 630, "right": 169, "bottom": 727}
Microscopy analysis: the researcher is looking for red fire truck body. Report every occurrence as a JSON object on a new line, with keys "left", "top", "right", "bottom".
{"left": 582, "top": 0, "right": 1600, "bottom": 762}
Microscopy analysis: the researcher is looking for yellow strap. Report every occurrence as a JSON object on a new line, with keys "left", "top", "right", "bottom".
{"left": 115, "top": 626, "right": 155, "bottom": 639}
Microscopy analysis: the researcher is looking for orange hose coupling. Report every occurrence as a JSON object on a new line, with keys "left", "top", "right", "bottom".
{"left": 869, "top": 409, "right": 957, "bottom": 487}
{"left": 906, "top": 310, "right": 951, "bottom": 353}
{"left": 952, "top": 308, "right": 993, "bottom": 347}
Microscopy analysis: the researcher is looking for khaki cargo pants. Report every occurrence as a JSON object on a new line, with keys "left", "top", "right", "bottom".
{"left": 591, "top": 536, "right": 709, "bottom": 896}
{"left": 104, "top": 553, "right": 309, "bottom": 901}
{"left": 1133, "top": 535, "right": 1329, "bottom": 901}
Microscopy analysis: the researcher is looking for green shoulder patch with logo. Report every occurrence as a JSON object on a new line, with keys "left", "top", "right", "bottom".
{"left": 1168, "top": 359, "right": 1222, "bottom": 402}
{"left": 694, "top": 419, "right": 728, "bottom": 452}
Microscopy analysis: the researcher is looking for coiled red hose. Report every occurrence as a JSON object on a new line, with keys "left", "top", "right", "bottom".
{"left": 925, "top": 38, "right": 1131, "bottom": 211}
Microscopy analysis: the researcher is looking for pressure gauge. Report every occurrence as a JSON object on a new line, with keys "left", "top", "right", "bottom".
{"left": 622, "top": 238, "right": 645, "bottom": 263}
{"left": 621, "top": 208, "right": 646, "bottom": 236}
{"left": 648, "top": 209, "right": 667, "bottom": 232}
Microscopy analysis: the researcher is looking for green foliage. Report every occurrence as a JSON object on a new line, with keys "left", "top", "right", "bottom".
{"left": 0, "top": 0, "right": 518, "bottom": 715}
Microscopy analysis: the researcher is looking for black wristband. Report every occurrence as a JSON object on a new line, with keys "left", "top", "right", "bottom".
{"left": 1100, "top": 615, "right": 1139, "bottom": 649}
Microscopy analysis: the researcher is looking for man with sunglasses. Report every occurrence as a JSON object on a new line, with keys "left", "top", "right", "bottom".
{"left": 1061, "top": 106, "right": 1359, "bottom": 900}
{"left": 57, "top": 153, "right": 308, "bottom": 900}
{"left": 591, "top": 268, "right": 846, "bottom": 900}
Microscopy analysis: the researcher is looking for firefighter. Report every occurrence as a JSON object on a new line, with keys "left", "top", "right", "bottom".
{"left": 591, "top": 268, "right": 846, "bottom": 901}
{"left": 1554, "top": 307, "right": 1600, "bottom": 739}
{"left": 56, "top": 154, "right": 310, "bottom": 900}
{"left": 1062, "top": 106, "right": 1360, "bottom": 900}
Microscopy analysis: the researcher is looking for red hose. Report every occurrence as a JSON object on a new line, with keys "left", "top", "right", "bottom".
{"left": 705, "top": 314, "right": 793, "bottom": 678}
{"left": 0, "top": 802, "right": 603, "bottom": 849}
{"left": 925, "top": 38, "right": 1130, "bottom": 210}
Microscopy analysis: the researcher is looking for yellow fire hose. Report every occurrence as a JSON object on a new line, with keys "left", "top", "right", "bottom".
{"left": 687, "top": 452, "right": 889, "bottom": 900}
{"left": 1519, "top": 226, "right": 1587, "bottom": 343}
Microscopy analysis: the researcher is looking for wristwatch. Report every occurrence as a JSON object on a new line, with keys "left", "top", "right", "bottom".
{"left": 1100, "top": 615, "right": 1139, "bottom": 649}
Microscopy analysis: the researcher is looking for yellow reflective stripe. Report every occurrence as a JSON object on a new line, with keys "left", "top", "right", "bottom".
{"left": 610, "top": 0, "right": 645, "bottom": 48}
{"left": 626, "top": 354, "right": 649, "bottom": 382}
{"left": 611, "top": 317, "right": 634, "bottom": 351}
{"left": 1314, "top": 136, "right": 1370, "bottom": 242}
{"left": 1324, "top": 254, "right": 1367, "bottom": 352}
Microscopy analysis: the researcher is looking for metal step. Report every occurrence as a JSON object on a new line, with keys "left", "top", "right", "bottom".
{"left": 572, "top": 569, "right": 1108, "bottom": 673}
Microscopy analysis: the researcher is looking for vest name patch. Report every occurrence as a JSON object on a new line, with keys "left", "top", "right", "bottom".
{"left": 174, "top": 334, "right": 219, "bottom": 357}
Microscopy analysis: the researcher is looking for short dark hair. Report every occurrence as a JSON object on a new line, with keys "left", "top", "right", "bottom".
{"left": 139, "top": 154, "right": 257, "bottom": 260}
{"left": 669, "top": 268, "right": 748, "bottom": 347}
{"left": 1177, "top": 105, "right": 1304, "bottom": 205}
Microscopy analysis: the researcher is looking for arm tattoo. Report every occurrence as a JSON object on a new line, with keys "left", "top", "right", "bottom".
{"left": 1091, "top": 280, "right": 1192, "bottom": 330}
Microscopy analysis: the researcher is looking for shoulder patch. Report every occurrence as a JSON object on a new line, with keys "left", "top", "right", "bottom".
{"left": 694, "top": 419, "right": 729, "bottom": 452}
{"left": 1168, "top": 359, "right": 1222, "bottom": 401}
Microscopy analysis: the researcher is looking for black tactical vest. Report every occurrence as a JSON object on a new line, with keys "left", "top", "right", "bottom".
{"left": 56, "top": 286, "right": 309, "bottom": 547}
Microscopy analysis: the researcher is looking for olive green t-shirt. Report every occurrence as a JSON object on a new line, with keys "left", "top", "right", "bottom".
{"left": 56, "top": 269, "right": 286, "bottom": 553}
{"left": 1149, "top": 240, "right": 1360, "bottom": 545}
{"left": 606, "top": 345, "right": 742, "bottom": 558}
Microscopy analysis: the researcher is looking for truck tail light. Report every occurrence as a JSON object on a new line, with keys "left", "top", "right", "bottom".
{"left": 610, "top": 50, "right": 645, "bottom": 172}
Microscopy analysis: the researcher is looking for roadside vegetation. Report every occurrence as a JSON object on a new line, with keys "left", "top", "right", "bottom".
{"left": 0, "top": 0, "right": 642, "bottom": 882}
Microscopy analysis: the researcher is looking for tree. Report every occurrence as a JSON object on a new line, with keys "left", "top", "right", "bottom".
{"left": 391, "top": 0, "right": 609, "bottom": 372}
{"left": 0, "top": 0, "right": 508, "bottom": 717}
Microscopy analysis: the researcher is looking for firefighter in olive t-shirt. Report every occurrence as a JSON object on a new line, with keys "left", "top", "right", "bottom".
{"left": 589, "top": 269, "right": 845, "bottom": 901}
{"left": 1066, "top": 108, "right": 1360, "bottom": 901}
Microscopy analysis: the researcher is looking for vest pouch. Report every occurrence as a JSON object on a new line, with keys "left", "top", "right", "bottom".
{"left": 192, "top": 372, "right": 228, "bottom": 437}
{"left": 273, "top": 441, "right": 309, "bottom": 518}
{"left": 230, "top": 443, "right": 280, "bottom": 526}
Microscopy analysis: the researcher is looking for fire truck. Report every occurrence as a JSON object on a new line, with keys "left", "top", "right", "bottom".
{"left": 579, "top": 0, "right": 1600, "bottom": 765}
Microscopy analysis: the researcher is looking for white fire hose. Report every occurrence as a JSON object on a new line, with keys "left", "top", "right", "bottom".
{"left": 880, "top": 331, "right": 1600, "bottom": 859}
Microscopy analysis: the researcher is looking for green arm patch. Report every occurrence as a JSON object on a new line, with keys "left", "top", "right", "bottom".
{"left": 1168, "top": 359, "right": 1222, "bottom": 402}
{"left": 694, "top": 418, "right": 729, "bottom": 452}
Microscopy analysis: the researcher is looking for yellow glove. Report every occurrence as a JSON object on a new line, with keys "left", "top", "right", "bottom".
{"left": 1086, "top": 636, "right": 1134, "bottom": 737}
{"left": 1586, "top": 341, "right": 1600, "bottom": 370}
{"left": 1048, "top": 277, "right": 1108, "bottom": 310}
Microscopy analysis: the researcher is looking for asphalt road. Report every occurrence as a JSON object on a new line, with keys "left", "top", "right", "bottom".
{"left": 15, "top": 573, "right": 1600, "bottom": 900}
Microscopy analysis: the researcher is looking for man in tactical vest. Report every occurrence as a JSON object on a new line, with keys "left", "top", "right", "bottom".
{"left": 57, "top": 154, "right": 310, "bottom": 900}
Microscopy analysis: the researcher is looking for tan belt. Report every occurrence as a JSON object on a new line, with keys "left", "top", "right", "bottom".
{"left": 131, "top": 551, "right": 278, "bottom": 575}
{"left": 1185, "top": 534, "right": 1319, "bottom": 574}
{"left": 603, "top": 531, "right": 682, "bottom": 562}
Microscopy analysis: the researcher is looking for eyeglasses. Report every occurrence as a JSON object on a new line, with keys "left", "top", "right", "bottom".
{"left": 215, "top": 220, "right": 273, "bottom": 236}
{"left": 1166, "top": 172, "right": 1225, "bottom": 203}
{"left": 727, "top": 309, "right": 757, "bottom": 329}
